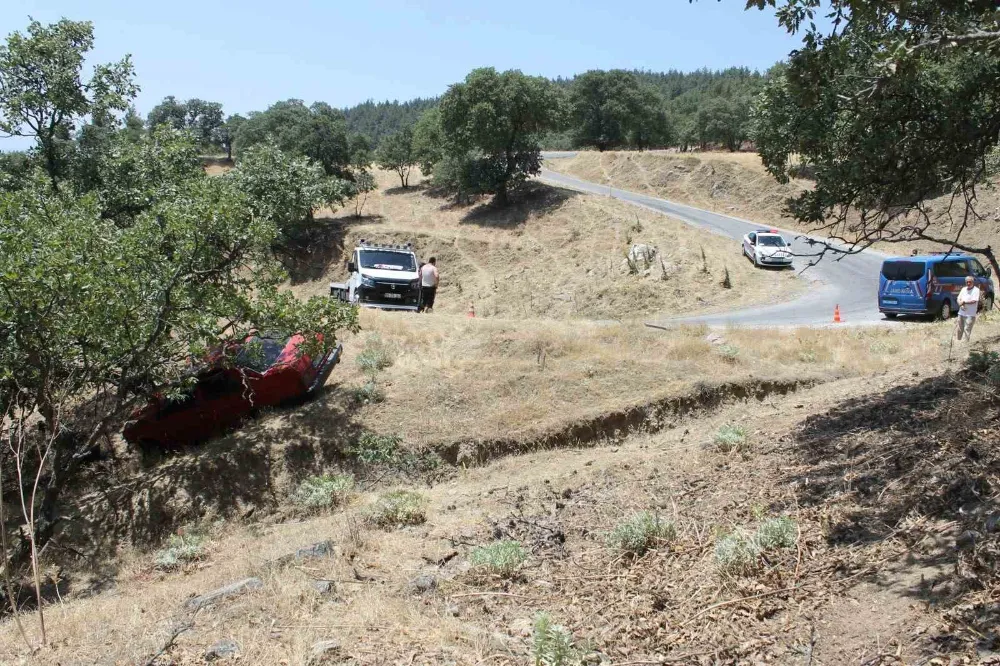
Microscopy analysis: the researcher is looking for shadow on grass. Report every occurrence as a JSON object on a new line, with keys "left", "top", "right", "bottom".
{"left": 783, "top": 338, "right": 1000, "bottom": 650}
{"left": 384, "top": 182, "right": 429, "bottom": 196}
{"left": 278, "top": 214, "right": 384, "bottom": 285}
{"left": 459, "top": 182, "right": 579, "bottom": 229}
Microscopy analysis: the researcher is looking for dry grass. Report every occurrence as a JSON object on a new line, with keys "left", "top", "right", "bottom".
{"left": 6, "top": 343, "right": 997, "bottom": 664}
{"left": 545, "top": 150, "right": 1000, "bottom": 258}
{"left": 286, "top": 168, "right": 801, "bottom": 320}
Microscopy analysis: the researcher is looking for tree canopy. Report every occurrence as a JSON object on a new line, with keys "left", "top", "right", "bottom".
{"left": 232, "top": 100, "right": 352, "bottom": 177}
{"left": 375, "top": 127, "right": 416, "bottom": 187}
{"left": 439, "top": 67, "right": 564, "bottom": 205}
{"left": 748, "top": 0, "right": 1000, "bottom": 273}
{"left": 568, "top": 70, "right": 671, "bottom": 151}
{"left": 0, "top": 19, "right": 137, "bottom": 187}
{"left": 0, "top": 19, "right": 360, "bottom": 558}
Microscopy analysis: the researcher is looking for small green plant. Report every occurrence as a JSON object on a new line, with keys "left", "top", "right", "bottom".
{"left": 714, "top": 531, "right": 761, "bottom": 577}
{"left": 868, "top": 339, "right": 900, "bottom": 355}
{"left": 365, "top": 490, "right": 426, "bottom": 528}
{"left": 798, "top": 349, "right": 818, "bottom": 363}
{"left": 713, "top": 424, "right": 749, "bottom": 453}
{"left": 356, "top": 334, "right": 395, "bottom": 376}
{"left": 717, "top": 344, "right": 740, "bottom": 362}
{"left": 469, "top": 540, "right": 527, "bottom": 577}
{"left": 351, "top": 379, "right": 385, "bottom": 404}
{"left": 968, "top": 349, "right": 1000, "bottom": 386}
{"left": 291, "top": 474, "right": 354, "bottom": 511}
{"left": 606, "top": 511, "right": 676, "bottom": 557}
{"left": 350, "top": 432, "right": 402, "bottom": 464}
{"left": 754, "top": 516, "right": 798, "bottom": 550}
{"left": 532, "top": 612, "right": 577, "bottom": 666}
{"left": 154, "top": 532, "right": 206, "bottom": 570}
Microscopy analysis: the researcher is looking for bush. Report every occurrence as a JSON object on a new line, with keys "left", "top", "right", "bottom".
{"left": 968, "top": 349, "right": 1000, "bottom": 386}
{"left": 606, "top": 511, "right": 676, "bottom": 557}
{"left": 469, "top": 540, "right": 527, "bottom": 578}
{"left": 532, "top": 612, "right": 577, "bottom": 666}
{"left": 365, "top": 490, "right": 427, "bottom": 528}
{"left": 713, "top": 424, "right": 749, "bottom": 453}
{"left": 714, "top": 531, "right": 761, "bottom": 576}
{"left": 717, "top": 344, "right": 740, "bottom": 362}
{"left": 868, "top": 339, "right": 900, "bottom": 355}
{"left": 291, "top": 474, "right": 354, "bottom": 511}
{"left": 356, "top": 334, "right": 394, "bottom": 376}
{"left": 154, "top": 532, "right": 206, "bottom": 570}
{"left": 351, "top": 379, "right": 385, "bottom": 404}
{"left": 350, "top": 432, "right": 402, "bottom": 464}
{"left": 754, "top": 516, "right": 798, "bottom": 550}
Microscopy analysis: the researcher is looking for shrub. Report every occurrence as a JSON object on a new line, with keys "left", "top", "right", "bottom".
{"left": 717, "top": 344, "right": 740, "bottom": 362}
{"left": 291, "top": 474, "right": 354, "bottom": 511}
{"left": 154, "top": 533, "right": 206, "bottom": 570}
{"left": 714, "top": 531, "right": 761, "bottom": 576}
{"left": 532, "top": 612, "right": 577, "bottom": 666}
{"left": 469, "top": 540, "right": 527, "bottom": 578}
{"left": 968, "top": 349, "right": 1000, "bottom": 386}
{"left": 868, "top": 339, "right": 900, "bottom": 355}
{"left": 350, "top": 432, "right": 402, "bottom": 464}
{"left": 754, "top": 516, "right": 798, "bottom": 550}
{"left": 713, "top": 424, "right": 749, "bottom": 453}
{"left": 606, "top": 512, "right": 676, "bottom": 557}
{"left": 365, "top": 490, "right": 426, "bottom": 528}
{"left": 351, "top": 379, "right": 385, "bottom": 404}
{"left": 798, "top": 349, "right": 818, "bottom": 363}
{"left": 356, "top": 334, "right": 394, "bottom": 376}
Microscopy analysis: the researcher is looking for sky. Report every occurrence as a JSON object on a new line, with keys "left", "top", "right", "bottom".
{"left": 2, "top": 0, "right": 805, "bottom": 147}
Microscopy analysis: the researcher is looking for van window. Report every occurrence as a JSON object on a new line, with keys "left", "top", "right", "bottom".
{"left": 932, "top": 260, "right": 970, "bottom": 278}
{"left": 881, "top": 261, "right": 926, "bottom": 281}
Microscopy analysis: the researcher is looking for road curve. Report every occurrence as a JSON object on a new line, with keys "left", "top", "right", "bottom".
{"left": 539, "top": 153, "right": 890, "bottom": 328}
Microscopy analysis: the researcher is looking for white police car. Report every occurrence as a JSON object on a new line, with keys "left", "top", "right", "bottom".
{"left": 742, "top": 229, "right": 793, "bottom": 268}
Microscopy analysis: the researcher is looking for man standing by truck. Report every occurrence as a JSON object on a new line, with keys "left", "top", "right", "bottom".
{"left": 419, "top": 257, "right": 439, "bottom": 313}
{"left": 956, "top": 274, "right": 981, "bottom": 341}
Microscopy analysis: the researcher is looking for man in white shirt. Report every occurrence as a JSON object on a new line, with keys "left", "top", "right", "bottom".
{"left": 956, "top": 275, "right": 981, "bottom": 341}
{"left": 419, "top": 257, "right": 439, "bottom": 312}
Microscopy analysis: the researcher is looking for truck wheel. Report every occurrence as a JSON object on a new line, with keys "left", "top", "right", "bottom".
{"left": 939, "top": 300, "right": 952, "bottom": 321}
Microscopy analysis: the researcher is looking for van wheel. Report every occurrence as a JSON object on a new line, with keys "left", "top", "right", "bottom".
{"left": 939, "top": 300, "right": 952, "bottom": 320}
{"left": 985, "top": 294, "right": 995, "bottom": 312}
{"left": 884, "top": 313, "right": 898, "bottom": 319}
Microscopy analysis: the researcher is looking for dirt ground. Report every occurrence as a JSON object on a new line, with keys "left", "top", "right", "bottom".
{"left": 545, "top": 151, "right": 1000, "bottom": 260}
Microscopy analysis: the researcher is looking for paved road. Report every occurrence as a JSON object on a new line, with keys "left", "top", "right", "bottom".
{"left": 539, "top": 154, "right": 890, "bottom": 328}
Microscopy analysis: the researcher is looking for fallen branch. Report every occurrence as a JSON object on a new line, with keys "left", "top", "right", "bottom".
{"left": 680, "top": 584, "right": 807, "bottom": 627}
{"left": 140, "top": 619, "right": 193, "bottom": 666}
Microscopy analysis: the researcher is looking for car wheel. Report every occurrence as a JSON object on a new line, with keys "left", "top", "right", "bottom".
{"left": 884, "top": 312, "right": 898, "bottom": 319}
{"left": 752, "top": 253, "right": 759, "bottom": 268}
{"left": 939, "top": 300, "right": 952, "bottom": 320}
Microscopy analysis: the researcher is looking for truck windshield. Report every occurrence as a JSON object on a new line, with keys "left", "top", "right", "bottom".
{"left": 359, "top": 250, "right": 416, "bottom": 271}
{"left": 881, "top": 261, "right": 926, "bottom": 281}
{"left": 758, "top": 235, "right": 787, "bottom": 247}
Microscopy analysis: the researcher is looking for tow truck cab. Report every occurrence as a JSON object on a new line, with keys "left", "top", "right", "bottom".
{"left": 329, "top": 240, "right": 421, "bottom": 311}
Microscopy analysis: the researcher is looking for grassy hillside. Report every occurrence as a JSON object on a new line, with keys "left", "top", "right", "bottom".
{"left": 545, "top": 151, "right": 1000, "bottom": 258}
{"left": 289, "top": 169, "right": 801, "bottom": 320}
{"left": 3, "top": 164, "right": 998, "bottom": 665}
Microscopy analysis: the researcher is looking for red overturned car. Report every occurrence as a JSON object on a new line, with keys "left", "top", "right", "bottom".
{"left": 124, "top": 333, "right": 343, "bottom": 450}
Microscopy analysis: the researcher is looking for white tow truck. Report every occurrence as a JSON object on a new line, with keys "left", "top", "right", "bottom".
{"left": 329, "top": 240, "right": 422, "bottom": 312}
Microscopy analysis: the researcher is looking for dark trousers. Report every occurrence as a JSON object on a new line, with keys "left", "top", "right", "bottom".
{"left": 420, "top": 286, "right": 437, "bottom": 311}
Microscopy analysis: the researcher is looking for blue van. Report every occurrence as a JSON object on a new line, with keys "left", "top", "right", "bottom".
{"left": 878, "top": 253, "right": 995, "bottom": 319}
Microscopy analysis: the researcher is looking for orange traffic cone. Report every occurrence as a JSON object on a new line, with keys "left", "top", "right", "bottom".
{"left": 833, "top": 304, "right": 842, "bottom": 323}
{"left": 467, "top": 302, "right": 475, "bottom": 318}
